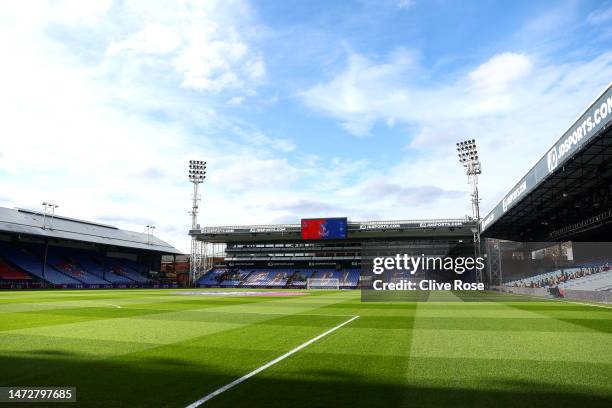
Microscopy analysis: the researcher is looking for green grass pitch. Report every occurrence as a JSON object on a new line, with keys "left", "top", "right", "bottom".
{"left": 0, "top": 289, "right": 611, "bottom": 407}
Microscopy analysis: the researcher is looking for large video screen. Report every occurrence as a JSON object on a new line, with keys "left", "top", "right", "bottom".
{"left": 301, "top": 217, "right": 347, "bottom": 240}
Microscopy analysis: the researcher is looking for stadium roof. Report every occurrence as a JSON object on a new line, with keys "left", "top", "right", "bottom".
{"left": 0, "top": 206, "right": 181, "bottom": 254}
{"left": 191, "top": 217, "right": 476, "bottom": 242}
{"left": 482, "top": 82, "right": 612, "bottom": 242}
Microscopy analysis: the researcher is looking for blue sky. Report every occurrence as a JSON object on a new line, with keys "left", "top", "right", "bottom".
{"left": 0, "top": 0, "right": 611, "bottom": 251}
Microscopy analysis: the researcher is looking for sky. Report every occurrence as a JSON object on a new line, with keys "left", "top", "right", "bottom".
{"left": 0, "top": 0, "right": 611, "bottom": 252}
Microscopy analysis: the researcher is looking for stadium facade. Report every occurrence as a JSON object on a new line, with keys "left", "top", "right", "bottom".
{"left": 0, "top": 206, "right": 182, "bottom": 289}
{"left": 189, "top": 217, "right": 478, "bottom": 289}
{"left": 481, "top": 82, "right": 612, "bottom": 299}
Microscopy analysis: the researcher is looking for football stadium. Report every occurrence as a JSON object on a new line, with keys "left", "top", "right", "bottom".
{"left": 0, "top": 83, "right": 611, "bottom": 407}
{"left": 1, "top": 1, "right": 612, "bottom": 405}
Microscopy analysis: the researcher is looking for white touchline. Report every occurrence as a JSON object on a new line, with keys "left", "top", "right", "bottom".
{"left": 557, "top": 299, "right": 612, "bottom": 309}
{"left": 184, "top": 315, "right": 360, "bottom": 408}
{"left": 507, "top": 292, "right": 612, "bottom": 309}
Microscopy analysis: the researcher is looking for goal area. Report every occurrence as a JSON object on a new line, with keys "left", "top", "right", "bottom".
{"left": 306, "top": 278, "right": 340, "bottom": 290}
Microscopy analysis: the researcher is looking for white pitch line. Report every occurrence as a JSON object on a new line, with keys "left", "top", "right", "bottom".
{"left": 503, "top": 292, "right": 612, "bottom": 309}
{"left": 185, "top": 315, "right": 360, "bottom": 408}
{"left": 207, "top": 310, "right": 356, "bottom": 317}
{"left": 557, "top": 299, "right": 612, "bottom": 309}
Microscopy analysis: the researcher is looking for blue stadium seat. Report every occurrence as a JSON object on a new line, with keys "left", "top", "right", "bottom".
{"left": 0, "top": 243, "right": 81, "bottom": 286}
{"left": 46, "top": 249, "right": 110, "bottom": 285}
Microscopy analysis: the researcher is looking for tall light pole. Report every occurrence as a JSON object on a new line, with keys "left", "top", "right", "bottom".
{"left": 189, "top": 160, "right": 206, "bottom": 287}
{"left": 146, "top": 225, "right": 156, "bottom": 245}
{"left": 456, "top": 139, "right": 483, "bottom": 284}
{"left": 49, "top": 203, "right": 59, "bottom": 229}
{"left": 41, "top": 201, "right": 57, "bottom": 278}
{"left": 41, "top": 202, "right": 59, "bottom": 230}
{"left": 42, "top": 202, "right": 49, "bottom": 229}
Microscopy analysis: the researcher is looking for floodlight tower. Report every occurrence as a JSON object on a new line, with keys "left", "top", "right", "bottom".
{"left": 188, "top": 160, "right": 206, "bottom": 287}
{"left": 456, "top": 139, "right": 483, "bottom": 283}
{"left": 41, "top": 202, "right": 59, "bottom": 230}
{"left": 146, "top": 225, "right": 156, "bottom": 245}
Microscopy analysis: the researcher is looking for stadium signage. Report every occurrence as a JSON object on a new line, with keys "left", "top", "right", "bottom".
{"left": 357, "top": 221, "right": 467, "bottom": 230}
{"left": 502, "top": 180, "right": 527, "bottom": 212}
{"left": 200, "top": 226, "right": 300, "bottom": 234}
{"left": 301, "top": 218, "right": 347, "bottom": 240}
{"left": 481, "top": 212, "right": 496, "bottom": 230}
{"left": 547, "top": 93, "right": 612, "bottom": 173}
{"left": 482, "top": 84, "right": 612, "bottom": 232}
{"left": 418, "top": 221, "right": 463, "bottom": 228}
{"left": 358, "top": 223, "right": 401, "bottom": 230}
{"left": 201, "top": 227, "right": 236, "bottom": 234}
{"left": 250, "top": 227, "right": 287, "bottom": 233}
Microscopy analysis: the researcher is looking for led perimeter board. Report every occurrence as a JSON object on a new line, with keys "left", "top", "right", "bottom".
{"left": 301, "top": 217, "right": 348, "bottom": 240}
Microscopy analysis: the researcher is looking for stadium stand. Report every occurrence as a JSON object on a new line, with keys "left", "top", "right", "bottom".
{"left": 340, "top": 269, "right": 360, "bottom": 288}
{"left": 197, "top": 269, "right": 227, "bottom": 286}
{"left": 0, "top": 206, "right": 181, "bottom": 289}
{"left": 0, "top": 258, "right": 31, "bottom": 281}
{"left": 241, "top": 270, "right": 270, "bottom": 287}
{"left": 0, "top": 260, "right": 32, "bottom": 287}
{"left": 287, "top": 270, "right": 314, "bottom": 288}
{"left": 267, "top": 271, "right": 290, "bottom": 287}
{"left": 0, "top": 243, "right": 81, "bottom": 286}
{"left": 558, "top": 270, "right": 612, "bottom": 291}
{"left": 69, "top": 251, "right": 135, "bottom": 285}
{"left": 191, "top": 218, "right": 474, "bottom": 292}
{"left": 218, "top": 270, "right": 249, "bottom": 287}
{"left": 46, "top": 248, "right": 110, "bottom": 285}
{"left": 0, "top": 240, "right": 156, "bottom": 287}
{"left": 0, "top": 258, "right": 41, "bottom": 289}
{"left": 106, "top": 257, "right": 149, "bottom": 284}
{"left": 198, "top": 268, "right": 360, "bottom": 289}
{"left": 505, "top": 261, "right": 612, "bottom": 290}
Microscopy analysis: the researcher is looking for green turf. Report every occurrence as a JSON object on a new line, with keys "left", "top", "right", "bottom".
{"left": 0, "top": 289, "right": 610, "bottom": 408}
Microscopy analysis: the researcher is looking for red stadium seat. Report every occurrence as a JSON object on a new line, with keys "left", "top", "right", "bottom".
{"left": 0, "top": 260, "right": 31, "bottom": 280}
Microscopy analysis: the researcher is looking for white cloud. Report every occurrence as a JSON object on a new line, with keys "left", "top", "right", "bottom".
{"left": 397, "top": 0, "right": 415, "bottom": 10}
{"left": 468, "top": 52, "right": 532, "bottom": 94}
{"left": 587, "top": 6, "right": 612, "bottom": 25}
{"left": 300, "top": 50, "right": 417, "bottom": 136}
{"left": 107, "top": 23, "right": 182, "bottom": 55}
{"left": 248, "top": 132, "right": 296, "bottom": 152}
{"left": 301, "top": 50, "right": 536, "bottom": 136}
{"left": 50, "top": 0, "right": 113, "bottom": 24}
{"left": 0, "top": 0, "right": 278, "bottom": 252}
{"left": 210, "top": 157, "right": 299, "bottom": 191}
{"left": 104, "top": 0, "right": 265, "bottom": 93}
{"left": 301, "top": 48, "right": 612, "bottom": 217}
{"left": 227, "top": 96, "right": 245, "bottom": 105}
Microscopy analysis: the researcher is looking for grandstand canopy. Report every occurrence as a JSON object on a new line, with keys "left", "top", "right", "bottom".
{"left": 0, "top": 207, "right": 181, "bottom": 254}
{"left": 482, "top": 83, "right": 612, "bottom": 242}
{"left": 190, "top": 217, "right": 477, "bottom": 243}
